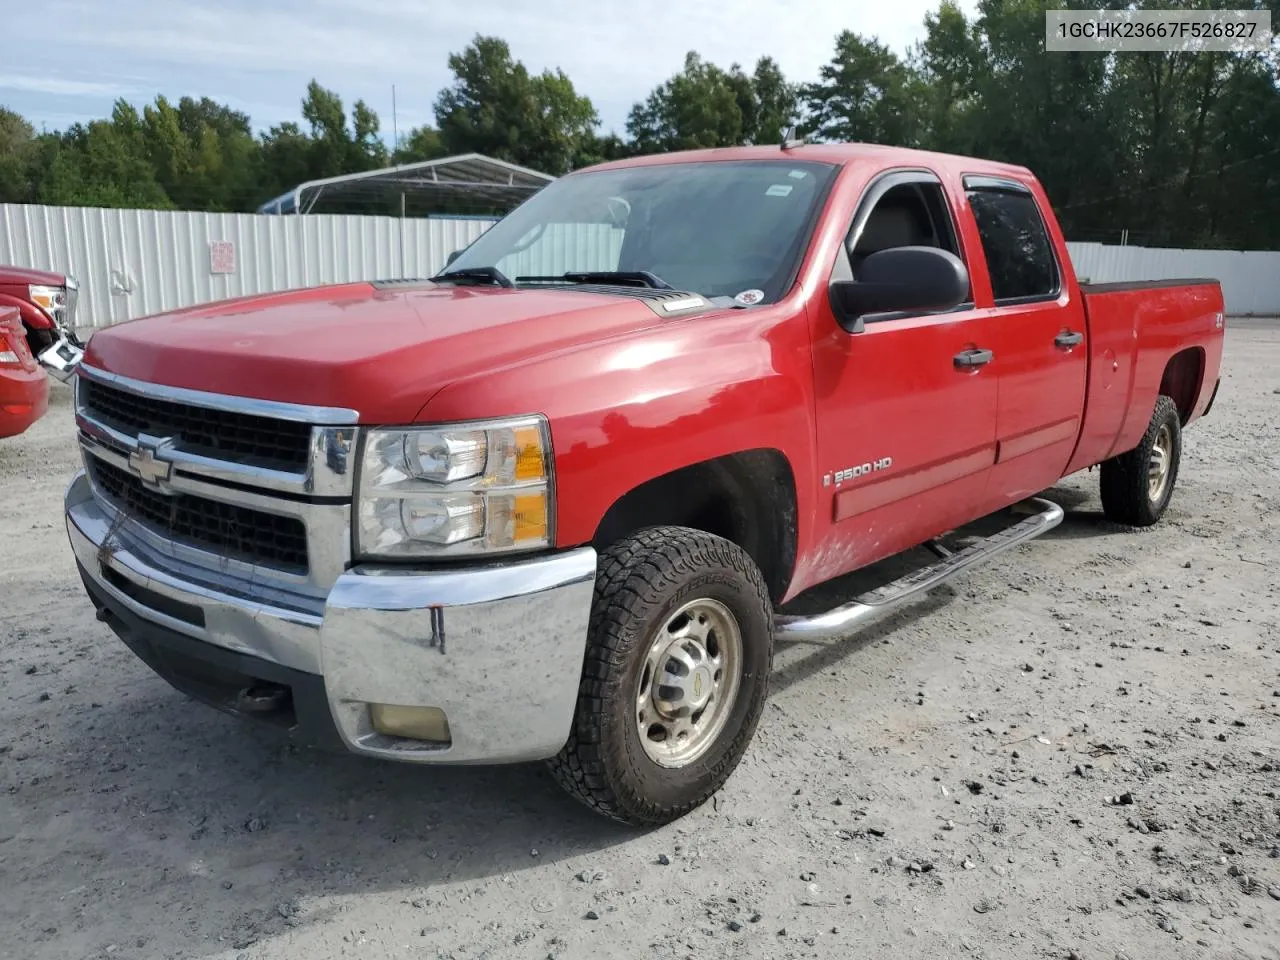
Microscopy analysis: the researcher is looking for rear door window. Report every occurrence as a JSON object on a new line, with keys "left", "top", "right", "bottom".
{"left": 964, "top": 183, "right": 1060, "bottom": 304}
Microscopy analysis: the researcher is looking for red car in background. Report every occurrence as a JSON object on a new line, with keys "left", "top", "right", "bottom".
{"left": 0, "top": 306, "right": 49, "bottom": 438}
{"left": 0, "top": 264, "right": 85, "bottom": 382}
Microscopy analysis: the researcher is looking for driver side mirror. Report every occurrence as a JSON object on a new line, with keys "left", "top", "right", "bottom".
{"left": 829, "top": 246, "right": 969, "bottom": 333}
{"left": 445, "top": 249, "right": 463, "bottom": 267}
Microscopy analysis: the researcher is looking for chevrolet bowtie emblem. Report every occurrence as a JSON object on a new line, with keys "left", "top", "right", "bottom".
{"left": 128, "top": 442, "right": 173, "bottom": 489}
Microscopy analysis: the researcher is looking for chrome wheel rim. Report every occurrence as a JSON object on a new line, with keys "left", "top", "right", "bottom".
{"left": 1148, "top": 423, "right": 1173, "bottom": 502}
{"left": 635, "top": 598, "right": 742, "bottom": 769}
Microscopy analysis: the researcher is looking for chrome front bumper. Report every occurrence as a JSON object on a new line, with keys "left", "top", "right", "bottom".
{"left": 66, "top": 471, "right": 597, "bottom": 763}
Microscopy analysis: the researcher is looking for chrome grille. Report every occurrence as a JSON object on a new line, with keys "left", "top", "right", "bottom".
{"left": 82, "top": 378, "right": 313, "bottom": 471}
{"left": 89, "top": 457, "right": 309, "bottom": 572}
{"left": 74, "top": 365, "right": 359, "bottom": 592}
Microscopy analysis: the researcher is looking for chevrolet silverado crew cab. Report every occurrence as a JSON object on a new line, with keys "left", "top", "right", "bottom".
{"left": 65, "top": 143, "right": 1224, "bottom": 825}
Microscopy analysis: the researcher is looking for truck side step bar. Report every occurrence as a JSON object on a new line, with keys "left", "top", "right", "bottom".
{"left": 774, "top": 497, "right": 1064, "bottom": 642}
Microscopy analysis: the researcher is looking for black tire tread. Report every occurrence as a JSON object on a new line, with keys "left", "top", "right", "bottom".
{"left": 1099, "top": 394, "right": 1181, "bottom": 527}
{"left": 547, "top": 526, "right": 773, "bottom": 826}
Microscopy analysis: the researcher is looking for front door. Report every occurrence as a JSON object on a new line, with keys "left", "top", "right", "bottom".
{"left": 960, "top": 177, "right": 1089, "bottom": 507}
{"left": 807, "top": 170, "right": 1001, "bottom": 585}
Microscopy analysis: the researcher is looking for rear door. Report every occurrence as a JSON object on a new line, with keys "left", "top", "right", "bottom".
{"left": 960, "top": 177, "right": 1088, "bottom": 505}
{"left": 807, "top": 169, "right": 1001, "bottom": 580}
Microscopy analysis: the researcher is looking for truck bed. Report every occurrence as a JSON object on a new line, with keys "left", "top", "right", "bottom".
{"left": 1066, "top": 278, "right": 1224, "bottom": 475}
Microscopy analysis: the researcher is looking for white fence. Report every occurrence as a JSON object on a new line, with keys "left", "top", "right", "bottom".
{"left": 1, "top": 202, "right": 1277, "bottom": 329}
{"left": 0, "top": 204, "right": 494, "bottom": 330}
{"left": 1067, "top": 242, "right": 1280, "bottom": 316}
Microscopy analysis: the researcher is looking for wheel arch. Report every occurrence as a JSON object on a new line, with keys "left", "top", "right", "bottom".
{"left": 592, "top": 448, "right": 799, "bottom": 605}
{"left": 1160, "top": 346, "right": 1205, "bottom": 425}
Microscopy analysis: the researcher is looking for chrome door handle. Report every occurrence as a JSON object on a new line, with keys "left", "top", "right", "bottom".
{"left": 954, "top": 348, "right": 994, "bottom": 368}
{"left": 1055, "top": 331, "right": 1084, "bottom": 348}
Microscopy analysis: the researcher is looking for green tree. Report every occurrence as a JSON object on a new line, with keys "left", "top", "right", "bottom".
{"left": 627, "top": 52, "right": 796, "bottom": 152}
{"left": 300, "top": 80, "right": 387, "bottom": 178}
{"left": 572, "top": 132, "right": 633, "bottom": 170}
{"left": 257, "top": 121, "right": 314, "bottom": 204}
{"left": 38, "top": 101, "right": 171, "bottom": 208}
{"left": 627, "top": 52, "right": 727, "bottom": 151}
{"left": 910, "top": 0, "right": 985, "bottom": 153}
{"left": 0, "top": 107, "right": 39, "bottom": 202}
{"left": 434, "top": 35, "right": 598, "bottom": 175}
{"left": 393, "top": 125, "right": 447, "bottom": 164}
{"left": 800, "top": 31, "right": 926, "bottom": 146}
{"left": 750, "top": 57, "right": 799, "bottom": 145}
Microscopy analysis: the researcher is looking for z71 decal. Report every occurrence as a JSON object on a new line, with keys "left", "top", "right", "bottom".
{"left": 823, "top": 457, "right": 893, "bottom": 487}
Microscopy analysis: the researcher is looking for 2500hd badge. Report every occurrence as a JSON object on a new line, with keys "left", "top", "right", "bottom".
{"left": 823, "top": 456, "right": 893, "bottom": 487}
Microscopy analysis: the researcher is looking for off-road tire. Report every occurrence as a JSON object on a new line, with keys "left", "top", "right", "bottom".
{"left": 1100, "top": 394, "right": 1182, "bottom": 527}
{"left": 548, "top": 526, "right": 774, "bottom": 826}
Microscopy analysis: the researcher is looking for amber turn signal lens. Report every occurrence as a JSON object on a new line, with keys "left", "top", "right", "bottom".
{"left": 512, "top": 493, "right": 549, "bottom": 543}
{"left": 512, "top": 425, "right": 546, "bottom": 482}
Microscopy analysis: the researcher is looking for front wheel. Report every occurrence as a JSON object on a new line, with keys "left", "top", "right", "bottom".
{"left": 1100, "top": 394, "right": 1182, "bottom": 527}
{"left": 548, "top": 526, "right": 774, "bottom": 825}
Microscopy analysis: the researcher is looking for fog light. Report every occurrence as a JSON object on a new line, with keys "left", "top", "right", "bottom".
{"left": 369, "top": 703, "right": 452, "bottom": 744}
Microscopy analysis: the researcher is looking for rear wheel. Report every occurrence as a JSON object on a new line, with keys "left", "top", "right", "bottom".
{"left": 549, "top": 526, "right": 774, "bottom": 825}
{"left": 1100, "top": 394, "right": 1182, "bottom": 527}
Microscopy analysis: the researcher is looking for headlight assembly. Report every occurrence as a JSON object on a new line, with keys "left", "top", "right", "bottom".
{"left": 356, "top": 416, "right": 553, "bottom": 558}
{"left": 29, "top": 284, "right": 67, "bottom": 321}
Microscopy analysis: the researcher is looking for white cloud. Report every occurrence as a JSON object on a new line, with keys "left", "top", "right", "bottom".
{"left": 13, "top": 0, "right": 977, "bottom": 134}
{"left": 0, "top": 74, "right": 136, "bottom": 98}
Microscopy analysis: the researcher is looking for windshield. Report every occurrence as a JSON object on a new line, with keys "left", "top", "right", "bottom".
{"left": 445, "top": 159, "right": 838, "bottom": 303}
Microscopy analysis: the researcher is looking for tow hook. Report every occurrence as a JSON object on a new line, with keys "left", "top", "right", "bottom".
{"left": 235, "top": 683, "right": 291, "bottom": 715}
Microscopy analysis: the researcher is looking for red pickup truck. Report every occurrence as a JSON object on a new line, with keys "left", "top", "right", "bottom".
{"left": 65, "top": 143, "right": 1223, "bottom": 825}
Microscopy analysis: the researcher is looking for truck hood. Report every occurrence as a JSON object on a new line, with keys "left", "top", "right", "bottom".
{"left": 0, "top": 265, "right": 66, "bottom": 286}
{"left": 82, "top": 282, "right": 678, "bottom": 423}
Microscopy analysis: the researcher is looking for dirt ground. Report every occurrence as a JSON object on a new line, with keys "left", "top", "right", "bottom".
{"left": 2, "top": 321, "right": 1278, "bottom": 960}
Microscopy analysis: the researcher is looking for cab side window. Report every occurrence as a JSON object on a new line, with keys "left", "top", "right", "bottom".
{"left": 843, "top": 179, "right": 970, "bottom": 315}
{"left": 850, "top": 182, "right": 962, "bottom": 268}
{"left": 964, "top": 184, "right": 1060, "bottom": 304}
{"left": 839, "top": 176, "right": 967, "bottom": 320}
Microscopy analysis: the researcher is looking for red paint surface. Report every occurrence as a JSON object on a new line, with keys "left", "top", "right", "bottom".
{"left": 0, "top": 307, "right": 49, "bottom": 438}
{"left": 0, "top": 265, "right": 68, "bottom": 331}
{"left": 80, "top": 144, "right": 1225, "bottom": 602}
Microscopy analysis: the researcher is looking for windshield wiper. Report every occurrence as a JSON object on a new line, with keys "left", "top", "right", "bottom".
{"left": 432, "top": 266, "right": 514, "bottom": 289}
{"left": 514, "top": 270, "right": 673, "bottom": 290}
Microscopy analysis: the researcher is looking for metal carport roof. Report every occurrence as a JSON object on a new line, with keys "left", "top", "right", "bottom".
{"left": 257, "top": 153, "right": 555, "bottom": 215}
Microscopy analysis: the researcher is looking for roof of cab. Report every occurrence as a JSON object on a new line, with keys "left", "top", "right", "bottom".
{"left": 579, "top": 142, "right": 1035, "bottom": 182}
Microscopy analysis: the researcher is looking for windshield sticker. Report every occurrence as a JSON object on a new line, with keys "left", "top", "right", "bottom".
{"left": 765, "top": 184, "right": 794, "bottom": 197}
{"left": 734, "top": 289, "right": 765, "bottom": 306}
{"left": 788, "top": 170, "right": 808, "bottom": 179}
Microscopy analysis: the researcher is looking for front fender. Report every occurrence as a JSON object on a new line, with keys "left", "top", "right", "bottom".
{"left": 0, "top": 293, "right": 54, "bottom": 330}
{"left": 417, "top": 304, "right": 819, "bottom": 558}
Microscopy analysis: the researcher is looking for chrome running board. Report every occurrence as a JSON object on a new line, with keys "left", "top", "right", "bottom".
{"left": 775, "top": 497, "right": 1064, "bottom": 642}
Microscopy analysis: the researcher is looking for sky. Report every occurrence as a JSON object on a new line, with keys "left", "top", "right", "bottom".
{"left": 6, "top": 0, "right": 977, "bottom": 142}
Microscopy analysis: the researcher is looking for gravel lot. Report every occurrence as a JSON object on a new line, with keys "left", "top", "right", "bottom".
{"left": 3, "top": 321, "right": 1278, "bottom": 960}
